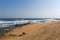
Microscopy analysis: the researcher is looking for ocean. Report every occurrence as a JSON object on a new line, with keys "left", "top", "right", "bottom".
{"left": 0, "top": 18, "right": 59, "bottom": 28}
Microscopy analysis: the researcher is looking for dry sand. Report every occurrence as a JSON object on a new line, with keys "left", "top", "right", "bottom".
{"left": 0, "top": 21, "right": 60, "bottom": 40}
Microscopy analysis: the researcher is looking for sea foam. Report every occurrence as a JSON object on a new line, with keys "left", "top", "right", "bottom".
{"left": 0, "top": 18, "right": 59, "bottom": 27}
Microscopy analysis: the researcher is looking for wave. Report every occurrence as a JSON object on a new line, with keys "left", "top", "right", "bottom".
{"left": 0, "top": 20, "right": 29, "bottom": 27}
{"left": 0, "top": 19, "right": 59, "bottom": 27}
{"left": 44, "top": 19, "right": 58, "bottom": 22}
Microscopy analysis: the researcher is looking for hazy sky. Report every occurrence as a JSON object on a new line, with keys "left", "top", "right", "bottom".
{"left": 0, "top": 0, "right": 60, "bottom": 18}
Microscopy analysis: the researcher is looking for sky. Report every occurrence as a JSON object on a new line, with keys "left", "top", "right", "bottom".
{"left": 0, "top": 0, "right": 60, "bottom": 18}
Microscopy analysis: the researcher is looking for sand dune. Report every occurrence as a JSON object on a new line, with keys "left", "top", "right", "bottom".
{"left": 0, "top": 21, "right": 60, "bottom": 40}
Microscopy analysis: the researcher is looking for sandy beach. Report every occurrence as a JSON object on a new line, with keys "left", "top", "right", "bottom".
{"left": 0, "top": 21, "right": 60, "bottom": 40}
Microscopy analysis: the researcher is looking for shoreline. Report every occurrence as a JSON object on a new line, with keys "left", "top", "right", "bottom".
{"left": 0, "top": 21, "right": 60, "bottom": 40}
{"left": 0, "top": 23, "right": 30, "bottom": 37}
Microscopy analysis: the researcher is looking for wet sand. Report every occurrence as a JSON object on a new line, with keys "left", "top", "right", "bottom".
{"left": 0, "top": 21, "right": 60, "bottom": 40}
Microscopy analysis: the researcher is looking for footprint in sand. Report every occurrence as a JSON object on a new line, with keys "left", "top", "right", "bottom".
{"left": 9, "top": 32, "right": 26, "bottom": 37}
{"left": 19, "top": 32, "right": 26, "bottom": 36}
{"left": 9, "top": 34, "right": 17, "bottom": 36}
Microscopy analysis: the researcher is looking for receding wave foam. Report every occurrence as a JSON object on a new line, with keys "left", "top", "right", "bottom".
{"left": 0, "top": 20, "right": 29, "bottom": 27}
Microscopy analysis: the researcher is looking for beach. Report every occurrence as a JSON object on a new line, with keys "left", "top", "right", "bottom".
{"left": 0, "top": 21, "right": 60, "bottom": 40}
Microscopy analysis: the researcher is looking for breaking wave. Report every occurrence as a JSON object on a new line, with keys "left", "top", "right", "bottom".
{"left": 0, "top": 18, "right": 59, "bottom": 27}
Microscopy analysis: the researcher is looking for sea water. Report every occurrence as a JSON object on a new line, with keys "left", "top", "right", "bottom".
{"left": 0, "top": 18, "right": 59, "bottom": 28}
